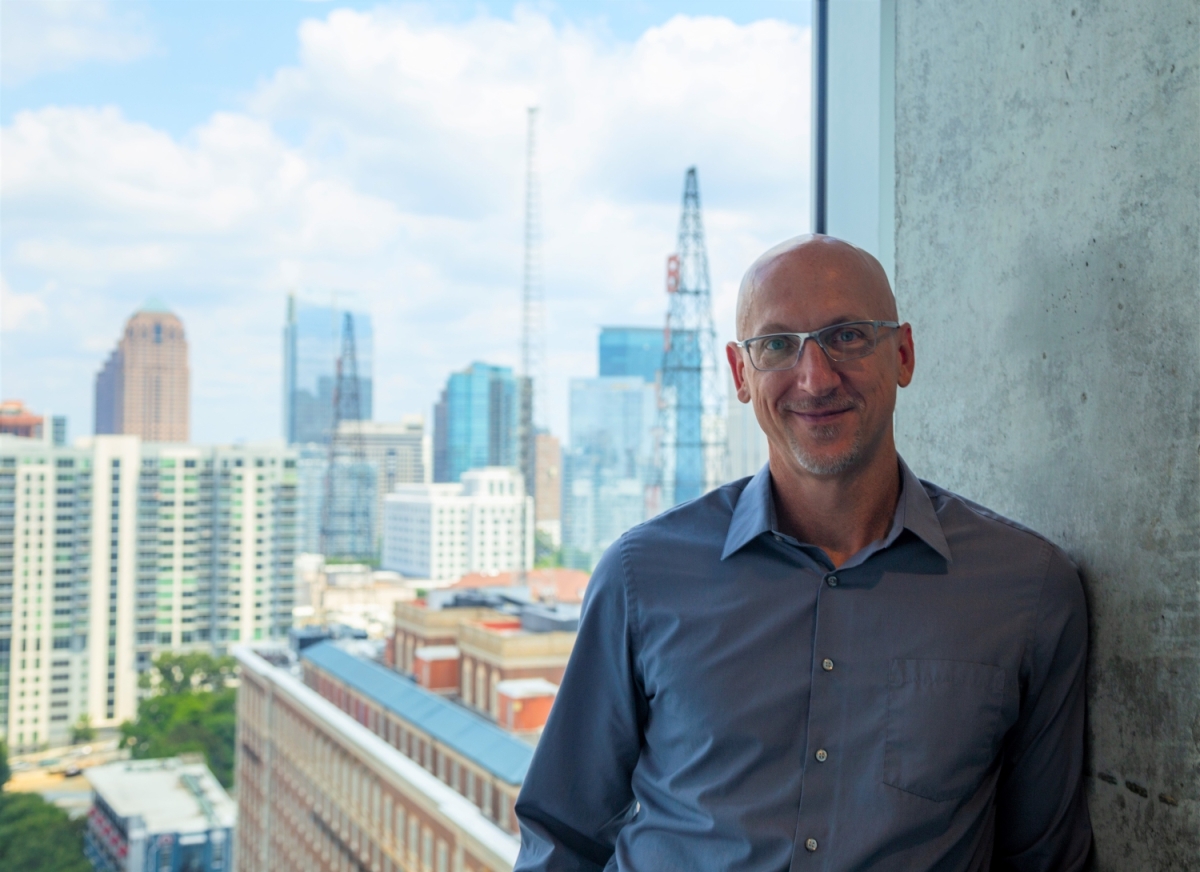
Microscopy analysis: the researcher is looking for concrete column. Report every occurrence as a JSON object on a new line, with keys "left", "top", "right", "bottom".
{"left": 891, "top": 1, "right": 1198, "bottom": 868}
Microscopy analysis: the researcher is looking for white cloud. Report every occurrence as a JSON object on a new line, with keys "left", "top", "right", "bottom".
{"left": 0, "top": 0, "right": 155, "bottom": 85}
{"left": 0, "top": 6, "right": 809, "bottom": 443}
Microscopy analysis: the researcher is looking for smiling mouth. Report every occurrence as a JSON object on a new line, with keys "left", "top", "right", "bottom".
{"left": 790, "top": 407, "right": 854, "bottom": 422}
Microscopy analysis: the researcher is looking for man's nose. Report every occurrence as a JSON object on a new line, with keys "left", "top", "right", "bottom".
{"left": 793, "top": 337, "right": 841, "bottom": 395}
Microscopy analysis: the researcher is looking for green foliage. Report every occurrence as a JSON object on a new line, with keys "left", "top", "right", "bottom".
{"left": 534, "top": 529, "right": 563, "bottom": 568}
{"left": 138, "top": 651, "right": 238, "bottom": 695}
{"left": 0, "top": 792, "right": 90, "bottom": 872}
{"left": 121, "top": 652, "right": 239, "bottom": 788}
{"left": 0, "top": 740, "right": 10, "bottom": 789}
{"left": 69, "top": 715, "right": 95, "bottom": 745}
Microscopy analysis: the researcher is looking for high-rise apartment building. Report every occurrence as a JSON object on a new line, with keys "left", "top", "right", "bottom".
{"left": 282, "top": 294, "right": 374, "bottom": 445}
{"left": 432, "top": 363, "right": 524, "bottom": 484}
{"left": 562, "top": 377, "right": 657, "bottom": 570}
{"left": 533, "top": 432, "right": 561, "bottom": 546}
{"left": 95, "top": 302, "right": 190, "bottom": 442}
{"left": 235, "top": 646, "right": 519, "bottom": 872}
{"left": 382, "top": 467, "right": 533, "bottom": 581}
{"left": 598, "top": 326, "right": 665, "bottom": 383}
{"left": 0, "top": 434, "right": 297, "bottom": 753}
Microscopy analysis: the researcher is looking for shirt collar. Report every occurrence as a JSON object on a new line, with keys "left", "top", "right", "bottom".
{"left": 720, "top": 456, "right": 952, "bottom": 563}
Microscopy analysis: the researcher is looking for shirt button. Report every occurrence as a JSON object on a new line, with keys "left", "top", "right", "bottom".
{"left": 805, "top": 838, "right": 818, "bottom": 852}
{"left": 815, "top": 749, "right": 828, "bottom": 762}
{"left": 822, "top": 658, "right": 834, "bottom": 671}
{"left": 826, "top": 575, "right": 839, "bottom": 587}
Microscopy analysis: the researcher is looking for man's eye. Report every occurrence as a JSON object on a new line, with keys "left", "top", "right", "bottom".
{"left": 831, "top": 327, "right": 867, "bottom": 344}
{"left": 763, "top": 337, "right": 790, "bottom": 352}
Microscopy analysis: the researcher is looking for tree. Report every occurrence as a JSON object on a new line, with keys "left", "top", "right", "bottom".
{"left": 0, "top": 792, "right": 91, "bottom": 872}
{"left": 120, "top": 652, "right": 239, "bottom": 787}
{"left": 69, "top": 715, "right": 95, "bottom": 745}
{"left": 534, "top": 529, "right": 563, "bottom": 568}
{"left": 0, "top": 739, "right": 10, "bottom": 790}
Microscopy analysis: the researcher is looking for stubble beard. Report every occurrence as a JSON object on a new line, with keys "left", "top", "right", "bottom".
{"left": 780, "top": 395, "right": 867, "bottom": 476}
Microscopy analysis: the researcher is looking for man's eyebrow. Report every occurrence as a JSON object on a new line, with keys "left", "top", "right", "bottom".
{"left": 753, "top": 316, "right": 867, "bottom": 335}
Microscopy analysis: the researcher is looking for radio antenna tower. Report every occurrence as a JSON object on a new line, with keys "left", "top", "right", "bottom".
{"left": 518, "top": 106, "right": 544, "bottom": 503}
{"left": 321, "top": 312, "right": 373, "bottom": 560}
{"left": 659, "top": 167, "right": 726, "bottom": 508}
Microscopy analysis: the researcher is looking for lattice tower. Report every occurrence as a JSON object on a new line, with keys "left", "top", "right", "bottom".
{"left": 320, "top": 312, "right": 373, "bottom": 560}
{"left": 658, "top": 167, "right": 727, "bottom": 508}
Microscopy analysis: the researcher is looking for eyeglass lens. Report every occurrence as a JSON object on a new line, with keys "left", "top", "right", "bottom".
{"left": 750, "top": 322, "right": 879, "bottom": 370}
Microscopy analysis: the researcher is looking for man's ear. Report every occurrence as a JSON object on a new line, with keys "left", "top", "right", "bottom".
{"left": 725, "top": 343, "right": 752, "bottom": 403}
{"left": 896, "top": 323, "right": 915, "bottom": 388}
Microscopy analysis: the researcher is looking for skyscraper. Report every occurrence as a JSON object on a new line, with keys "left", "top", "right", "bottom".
{"left": 534, "top": 432, "right": 562, "bottom": 546}
{"left": 598, "top": 326, "right": 665, "bottom": 383}
{"left": 94, "top": 301, "right": 189, "bottom": 442}
{"left": 282, "top": 294, "right": 374, "bottom": 445}
{"left": 562, "top": 377, "right": 657, "bottom": 570}
{"left": 432, "top": 363, "right": 525, "bottom": 483}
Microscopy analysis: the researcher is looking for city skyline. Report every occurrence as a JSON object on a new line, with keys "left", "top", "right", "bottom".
{"left": 0, "top": 1, "right": 811, "bottom": 447}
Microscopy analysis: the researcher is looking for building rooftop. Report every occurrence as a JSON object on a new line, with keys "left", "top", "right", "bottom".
{"left": 85, "top": 757, "right": 235, "bottom": 835}
{"left": 302, "top": 642, "right": 534, "bottom": 784}
{"left": 496, "top": 678, "right": 559, "bottom": 699}
{"left": 414, "top": 645, "right": 461, "bottom": 661}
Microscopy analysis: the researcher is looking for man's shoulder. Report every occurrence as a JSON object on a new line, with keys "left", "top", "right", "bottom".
{"left": 610, "top": 477, "right": 751, "bottom": 562}
{"left": 918, "top": 477, "right": 1080, "bottom": 581}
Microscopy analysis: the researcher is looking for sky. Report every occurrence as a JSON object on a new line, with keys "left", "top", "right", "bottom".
{"left": 0, "top": 0, "right": 812, "bottom": 445}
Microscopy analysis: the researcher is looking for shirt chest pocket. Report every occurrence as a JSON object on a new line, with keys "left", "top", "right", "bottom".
{"left": 883, "top": 658, "right": 1007, "bottom": 802}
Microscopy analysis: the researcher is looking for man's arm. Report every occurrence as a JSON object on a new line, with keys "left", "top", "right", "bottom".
{"left": 514, "top": 540, "right": 646, "bottom": 872}
{"left": 992, "top": 546, "right": 1093, "bottom": 871}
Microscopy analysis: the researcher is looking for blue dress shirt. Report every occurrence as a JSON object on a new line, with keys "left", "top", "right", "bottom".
{"left": 514, "top": 459, "right": 1091, "bottom": 871}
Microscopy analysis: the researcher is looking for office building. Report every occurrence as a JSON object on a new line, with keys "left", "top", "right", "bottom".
{"left": 235, "top": 645, "right": 520, "bottom": 872}
{"left": 294, "top": 443, "right": 328, "bottom": 554}
{"left": 727, "top": 371, "right": 769, "bottom": 479}
{"left": 84, "top": 757, "right": 235, "bottom": 872}
{"left": 0, "top": 400, "right": 44, "bottom": 439}
{"left": 343, "top": 416, "right": 429, "bottom": 543}
{"left": 432, "top": 363, "right": 524, "bottom": 483}
{"left": 382, "top": 467, "right": 533, "bottom": 582}
{"left": 0, "top": 434, "right": 297, "bottom": 752}
{"left": 282, "top": 294, "right": 374, "bottom": 445}
{"left": 562, "top": 377, "right": 657, "bottom": 570}
{"left": 533, "top": 432, "right": 561, "bottom": 546}
{"left": 95, "top": 302, "right": 190, "bottom": 442}
{"left": 599, "top": 326, "right": 664, "bottom": 383}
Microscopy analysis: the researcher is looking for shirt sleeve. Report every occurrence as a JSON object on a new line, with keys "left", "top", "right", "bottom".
{"left": 513, "top": 538, "right": 646, "bottom": 872}
{"left": 991, "top": 545, "right": 1093, "bottom": 871}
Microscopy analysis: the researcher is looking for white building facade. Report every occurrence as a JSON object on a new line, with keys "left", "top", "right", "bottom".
{"left": 382, "top": 467, "right": 533, "bottom": 582}
{"left": 0, "top": 434, "right": 297, "bottom": 752}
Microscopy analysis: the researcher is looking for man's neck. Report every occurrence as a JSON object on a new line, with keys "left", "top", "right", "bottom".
{"left": 768, "top": 443, "right": 902, "bottom": 569}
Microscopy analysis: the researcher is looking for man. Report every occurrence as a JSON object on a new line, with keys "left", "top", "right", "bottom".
{"left": 515, "top": 235, "right": 1091, "bottom": 871}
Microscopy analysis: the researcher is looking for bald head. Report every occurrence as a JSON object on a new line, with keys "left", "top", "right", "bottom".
{"left": 736, "top": 235, "right": 897, "bottom": 339}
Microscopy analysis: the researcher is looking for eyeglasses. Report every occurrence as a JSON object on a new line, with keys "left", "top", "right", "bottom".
{"left": 735, "top": 320, "right": 900, "bottom": 371}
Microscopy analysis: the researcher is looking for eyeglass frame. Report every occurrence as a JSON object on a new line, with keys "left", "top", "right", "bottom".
{"left": 733, "top": 320, "right": 902, "bottom": 370}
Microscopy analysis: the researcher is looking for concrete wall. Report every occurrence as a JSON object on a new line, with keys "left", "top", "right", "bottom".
{"left": 890, "top": 2, "right": 1198, "bottom": 868}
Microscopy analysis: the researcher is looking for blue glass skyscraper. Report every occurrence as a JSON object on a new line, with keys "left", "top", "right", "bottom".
{"left": 433, "top": 362, "right": 523, "bottom": 483}
{"left": 562, "top": 376, "right": 657, "bottom": 569}
{"left": 283, "top": 295, "right": 373, "bottom": 445}
{"left": 599, "top": 326, "right": 664, "bottom": 384}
